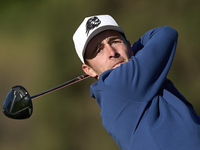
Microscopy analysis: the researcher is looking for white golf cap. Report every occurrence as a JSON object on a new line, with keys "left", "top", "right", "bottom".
{"left": 73, "top": 15, "right": 124, "bottom": 63}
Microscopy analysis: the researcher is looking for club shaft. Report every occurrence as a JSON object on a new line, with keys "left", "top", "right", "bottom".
{"left": 31, "top": 74, "right": 90, "bottom": 100}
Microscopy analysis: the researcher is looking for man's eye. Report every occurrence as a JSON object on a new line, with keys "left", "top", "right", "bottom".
{"left": 112, "top": 40, "right": 120, "bottom": 44}
{"left": 97, "top": 49, "right": 102, "bottom": 54}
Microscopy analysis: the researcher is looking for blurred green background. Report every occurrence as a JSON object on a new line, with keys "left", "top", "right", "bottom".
{"left": 0, "top": 0, "right": 200, "bottom": 150}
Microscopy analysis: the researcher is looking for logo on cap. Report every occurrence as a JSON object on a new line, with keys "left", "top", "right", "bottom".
{"left": 85, "top": 16, "right": 101, "bottom": 36}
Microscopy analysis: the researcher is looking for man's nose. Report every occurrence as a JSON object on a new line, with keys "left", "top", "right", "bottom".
{"left": 106, "top": 44, "right": 117, "bottom": 58}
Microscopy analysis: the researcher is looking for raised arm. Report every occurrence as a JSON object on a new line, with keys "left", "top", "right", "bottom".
{"left": 101, "top": 26, "right": 178, "bottom": 101}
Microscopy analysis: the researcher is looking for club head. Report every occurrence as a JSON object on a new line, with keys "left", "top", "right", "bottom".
{"left": 3, "top": 85, "right": 33, "bottom": 119}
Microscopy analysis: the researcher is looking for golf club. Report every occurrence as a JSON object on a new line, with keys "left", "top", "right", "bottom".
{"left": 3, "top": 74, "right": 90, "bottom": 119}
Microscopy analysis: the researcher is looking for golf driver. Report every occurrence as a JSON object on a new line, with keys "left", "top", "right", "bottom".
{"left": 3, "top": 74, "right": 89, "bottom": 119}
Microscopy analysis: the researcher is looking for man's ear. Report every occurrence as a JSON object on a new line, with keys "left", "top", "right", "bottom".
{"left": 82, "top": 64, "right": 97, "bottom": 78}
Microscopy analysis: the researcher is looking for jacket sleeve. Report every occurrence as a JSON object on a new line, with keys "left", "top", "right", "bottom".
{"left": 100, "top": 26, "right": 178, "bottom": 102}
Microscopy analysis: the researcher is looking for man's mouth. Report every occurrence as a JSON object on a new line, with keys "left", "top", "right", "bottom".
{"left": 112, "top": 61, "right": 124, "bottom": 69}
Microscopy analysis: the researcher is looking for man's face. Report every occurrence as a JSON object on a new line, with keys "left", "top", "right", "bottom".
{"left": 82, "top": 30, "right": 133, "bottom": 79}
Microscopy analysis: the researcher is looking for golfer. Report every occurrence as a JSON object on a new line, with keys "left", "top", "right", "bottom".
{"left": 73, "top": 15, "right": 200, "bottom": 150}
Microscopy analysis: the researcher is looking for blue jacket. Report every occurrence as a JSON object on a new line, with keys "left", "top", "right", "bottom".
{"left": 90, "top": 26, "right": 200, "bottom": 150}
